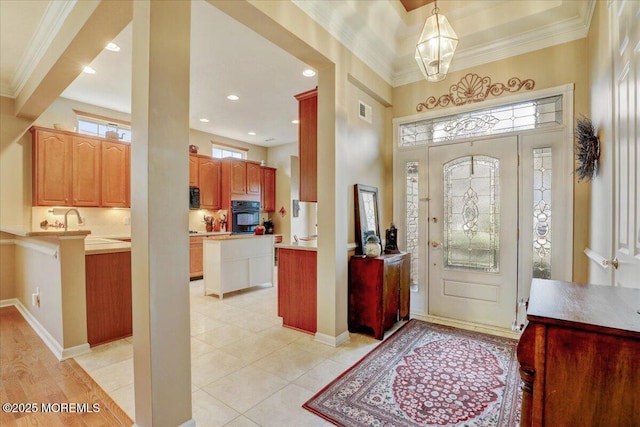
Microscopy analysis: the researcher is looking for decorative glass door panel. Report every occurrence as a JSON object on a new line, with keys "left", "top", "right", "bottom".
{"left": 443, "top": 156, "right": 500, "bottom": 272}
{"left": 428, "top": 137, "right": 518, "bottom": 329}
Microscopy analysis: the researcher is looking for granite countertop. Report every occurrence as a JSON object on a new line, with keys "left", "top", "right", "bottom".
{"left": 0, "top": 225, "right": 91, "bottom": 238}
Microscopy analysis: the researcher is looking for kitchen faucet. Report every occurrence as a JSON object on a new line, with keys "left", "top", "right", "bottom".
{"left": 64, "top": 208, "right": 84, "bottom": 231}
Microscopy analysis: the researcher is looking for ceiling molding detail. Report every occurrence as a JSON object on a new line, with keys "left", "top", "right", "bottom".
{"left": 4, "top": 0, "right": 76, "bottom": 98}
{"left": 294, "top": 0, "right": 596, "bottom": 89}
{"left": 392, "top": 3, "right": 596, "bottom": 87}
{"left": 292, "top": 0, "right": 400, "bottom": 84}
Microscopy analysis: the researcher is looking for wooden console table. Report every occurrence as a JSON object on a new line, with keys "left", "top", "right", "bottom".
{"left": 348, "top": 253, "right": 410, "bottom": 339}
{"left": 517, "top": 279, "right": 640, "bottom": 427}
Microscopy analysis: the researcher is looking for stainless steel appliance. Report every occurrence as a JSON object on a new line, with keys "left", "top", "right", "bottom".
{"left": 231, "top": 200, "right": 260, "bottom": 234}
{"left": 189, "top": 187, "right": 200, "bottom": 209}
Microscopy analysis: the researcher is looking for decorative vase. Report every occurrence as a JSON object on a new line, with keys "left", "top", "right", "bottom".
{"left": 364, "top": 235, "right": 381, "bottom": 258}
{"left": 205, "top": 223, "right": 213, "bottom": 232}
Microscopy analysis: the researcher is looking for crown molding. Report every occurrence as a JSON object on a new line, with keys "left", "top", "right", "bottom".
{"left": 392, "top": 2, "right": 595, "bottom": 88}
{"left": 8, "top": 0, "right": 76, "bottom": 98}
{"left": 292, "top": 0, "right": 397, "bottom": 84}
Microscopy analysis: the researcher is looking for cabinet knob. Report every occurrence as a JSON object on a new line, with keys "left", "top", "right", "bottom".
{"left": 430, "top": 241, "right": 441, "bottom": 248}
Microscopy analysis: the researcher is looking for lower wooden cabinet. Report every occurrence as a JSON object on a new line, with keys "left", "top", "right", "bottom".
{"left": 277, "top": 248, "right": 317, "bottom": 334}
{"left": 189, "top": 236, "right": 205, "bottom": 278}
{"left": 348, "top": 253, "right": 410, "bottom": 340}
{"left": 517, "top": 279, "right": 640, "bottom": 427}
{"left": 85, "top": 251, "right": 132, "bottom": 346}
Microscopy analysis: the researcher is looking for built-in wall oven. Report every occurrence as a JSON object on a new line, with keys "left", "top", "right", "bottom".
{"left": 231, "top": 200, "right": 260, "bottom": 234}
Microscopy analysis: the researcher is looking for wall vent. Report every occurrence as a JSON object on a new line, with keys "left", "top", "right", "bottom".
{"left": 359, "top": 100, "right": 372, "bottom": 123}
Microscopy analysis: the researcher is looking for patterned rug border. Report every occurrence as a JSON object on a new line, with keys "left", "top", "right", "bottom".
{"left": 303, "top": 319, "right": 521, "bottom": 427}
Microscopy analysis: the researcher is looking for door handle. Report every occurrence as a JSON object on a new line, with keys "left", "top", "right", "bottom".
{"left": 603, "top": 257, "right": 619, "bottom": 269}
{"left": 431, "top": 241, "right": 441, "bottom": 248}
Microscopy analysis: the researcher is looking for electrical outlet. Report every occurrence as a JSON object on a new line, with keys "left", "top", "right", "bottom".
{"left": 123, "top": 217, "right": 130, "bottom": 225}
{"left": 31, "top": 287, "right": 40, "bottom": 307}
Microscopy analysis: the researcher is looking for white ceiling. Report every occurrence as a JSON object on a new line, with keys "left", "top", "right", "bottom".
{"left": 0, "top": 0, "right": 595, "bottom": 147}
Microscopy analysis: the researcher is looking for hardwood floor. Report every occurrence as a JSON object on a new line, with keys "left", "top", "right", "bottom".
{"left": 0, "top": 306, "right": 133, "bottom": 426}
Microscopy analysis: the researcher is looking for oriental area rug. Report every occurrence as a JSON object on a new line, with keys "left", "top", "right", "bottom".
{"left": 303, "top": 320, "right": 521, "bottom": 427}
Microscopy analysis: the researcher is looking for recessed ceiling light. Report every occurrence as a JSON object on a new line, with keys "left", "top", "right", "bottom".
{"left": 291, "top": 119, "right": 299, "bottom": 124}
{"left": 199, "top": 118, "right": 210, "bottom": 123}
{"left": 105, "top": 42, "right": 120, "bottom": 52}
{"left": 83, "top": 66, "right": 96, "bottom": 74}
{"left": 227, "top": 95, "right": 239, "bottom": 101}
{"left": 248, "top": 131, "right": 256, "bottom": 136}
{"left": 302, "top": 69, "right": 316, "bottom": 77}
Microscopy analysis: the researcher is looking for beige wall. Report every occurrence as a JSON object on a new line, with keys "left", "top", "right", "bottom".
{"left": 0, "top": 97, "right": 33, "bottom": 227}
{"left": 392, "top": 39, "right": 591, "bottom": 283}
{"left": 346, "top": 81, "right": 391, "bottom": 246}
{"left": 586, "top": 0, "right": 613, "bottom": 285}
{"left": 0, "top": 232, "right": 16, "bottom": 300}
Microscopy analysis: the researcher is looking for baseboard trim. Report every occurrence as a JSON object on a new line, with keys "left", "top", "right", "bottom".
{"left": 314, "top": 329, "right": 350, "bottom": 347}
{"left": 412, "top": 313, "right": 520, "bottom": 340}
{"left": 0, "top": 298, "right": 18, "bottom": 307}
{"left": 1, "top": 298, "right": 91, "bottom": 360}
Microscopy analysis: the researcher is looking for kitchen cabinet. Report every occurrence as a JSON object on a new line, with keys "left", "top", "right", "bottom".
{"left": 71, "top": 136, "right": 101, "bottom": 207}
{"left": 246, "top": 161, "right": 261, "bottom": 195}
{"left": 189, "top": 154, "right": 199, "bottom": 187}
{"left": 189, "top": 235, "right": 205, "bottom": 278}
{"left": 198, "top": 157, "right": 221, "bottom": 210}
{"left": 348, "top": 253, "right": 410, "bottom": 340}
{"left": 32, "top": 128, "right": 72, "bottom": 206}
{"left": 102, "top": 141, "right": 130, "bottom": 207}
{"left": 85, "top": 251, "right": 132, "bottom": 346}
{"left": 517, "top": 279, "right": 640, "bottom": 427}
{"left": 203, "top": 236, "right": 274, "bottom": 298}
{"left": 31, "top": 126, "right": 131, "bottom": 208}
{"left": 230, "top": 159, "right": 247, "bottom": 194}
{"left": 278, "top": 247, "right": 317, "bottom": 334}
{"left": 261, "top": 166, "right": 276, "bottom": 212}
{"left": 295, "top": 88, "right": 317, "bottom": 202}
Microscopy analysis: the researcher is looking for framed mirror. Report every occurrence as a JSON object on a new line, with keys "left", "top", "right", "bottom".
{"left": 354, "top": 184, "right": 381, "bottom": 255}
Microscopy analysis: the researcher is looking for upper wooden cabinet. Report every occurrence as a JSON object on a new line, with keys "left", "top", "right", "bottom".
{"left": 261, "top": 166, "right": 276, "bottom": 212}
{"left": 220, "top": 158, "right": 262, "bottom": 208}
{"left": 102, "top": 141, "right": 130, "bottom": 207}
{"left": 295, "top": 88, "right": 317, "bottom": 202}
{"left": 230, "top": 159, "right": 247, "bottom": 194}
{"left": 246, "top": 161, "right": 261, "bottom": 195}
{"left": 32, "top": 128, "right": 72, "bottom": 206}
{"left": 189, "top": 154, "right": 199, "bottom": 187}
{"left": 198, "top": 157, "right": 221, "bottom": 210}
{"left": 72, "top": 136, "right": 101, "bottom": 207}
{"left": 31, "top": 126, "right": 130, "bottom": 208}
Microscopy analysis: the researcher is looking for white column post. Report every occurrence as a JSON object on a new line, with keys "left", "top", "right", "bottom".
{"left": 131, "top": 1, "right": 193, "bottom": 426}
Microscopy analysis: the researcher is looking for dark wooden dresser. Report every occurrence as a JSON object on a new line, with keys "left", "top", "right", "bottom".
{"left": 517, "top": 279, "right": 640, "bottom": 427}
{"left": 348, "top": 253, "right": 410, "bottom": 339}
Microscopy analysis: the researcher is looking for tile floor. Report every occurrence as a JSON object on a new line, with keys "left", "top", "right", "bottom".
{"left": 74, "top": 279, "right": 395, "bottom": 427}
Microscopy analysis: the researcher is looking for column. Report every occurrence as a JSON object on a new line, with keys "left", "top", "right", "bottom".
{"left": 131, "top": 1, "right": 193, "bottom": 426}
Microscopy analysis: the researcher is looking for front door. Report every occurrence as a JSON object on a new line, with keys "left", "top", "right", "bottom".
{"left": 428, "top": 136, "right": 518, "bottom": 328}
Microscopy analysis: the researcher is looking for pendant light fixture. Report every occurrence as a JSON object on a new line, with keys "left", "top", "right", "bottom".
{"left": 415, "top": 1, "right": 458, "bottom": 82}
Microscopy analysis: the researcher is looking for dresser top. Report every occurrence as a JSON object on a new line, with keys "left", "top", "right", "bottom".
{"left": 527, "top": 279, "right": 640, "bottom": 337}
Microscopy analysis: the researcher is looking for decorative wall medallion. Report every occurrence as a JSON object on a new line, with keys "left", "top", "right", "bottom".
{"left": 416, "top": 73, "right": 536, "bottom": 111}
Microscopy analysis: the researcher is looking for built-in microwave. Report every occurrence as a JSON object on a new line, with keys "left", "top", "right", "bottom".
{"left": 189, "top": 187, "right": 200, "bottom": 209}
{"left": 231, "top": 200, "right": 260, "bottom": 234}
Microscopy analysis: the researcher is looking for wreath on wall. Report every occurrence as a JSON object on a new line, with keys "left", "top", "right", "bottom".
{"left": 574, "top": 115, "right": 600, "bottom": 182}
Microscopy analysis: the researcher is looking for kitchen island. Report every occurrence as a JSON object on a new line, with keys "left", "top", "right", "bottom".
{"left": 203, "top": 235, "right": 274, "bottom": 299}
{"left": 275, "top": 241, "right": 317, "bottom": 334}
